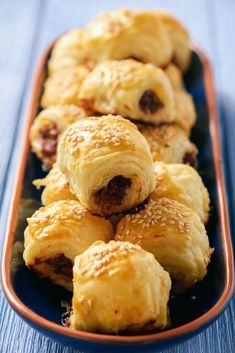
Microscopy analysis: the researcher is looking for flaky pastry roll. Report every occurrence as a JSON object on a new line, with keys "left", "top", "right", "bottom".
{"left": 116, "top": 198, "right": 213, "bottom": 293}
{"left": 30, "top": 105, "right": 87, "bottom": 167}
{"left": 49, "top": 9, "right": 173, "bottom": 74}
{"left": 78, "top": 59, "right": 174, "bottom": 124}
{"left": 137, "top": 123, "right": 198, "bottom": 166}
{"left": 155, "top": 11, "right": 191, "bottom": 72}
{"left": 41, "top": 66, "right": 89, "bottom": 108}
{"left": 48, "top": 29, "right": 90, "bottom": 76}
{"left": 33, "top": 163, "right": 77, "bottom": 206}
{"left": 70, "top": 240, "right": 171, "bottom": 333}
{"left": 23, "top": 200, "right": 113, "bottom": 291}
{"left": 57, "top": 115, "right": 155, "bottom": 216}
{"left": 150, "top": 162, "right": 210, "bottom": 223}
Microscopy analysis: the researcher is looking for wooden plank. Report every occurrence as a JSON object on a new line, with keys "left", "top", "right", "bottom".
{"left": 0, "top": 0, "right": 43, "bottom": 200}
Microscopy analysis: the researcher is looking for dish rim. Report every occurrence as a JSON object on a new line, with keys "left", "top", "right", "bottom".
{"left": 1, "top": 41, "right": 234, "bottom": 345}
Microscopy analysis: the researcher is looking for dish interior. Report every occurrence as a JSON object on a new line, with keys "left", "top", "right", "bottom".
{"left": 9, "top": 51, "right": 226, "bottom": 335}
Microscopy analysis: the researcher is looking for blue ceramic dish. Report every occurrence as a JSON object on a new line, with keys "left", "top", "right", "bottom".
{"left": 1, "top": 45, "right": 234, "bottom": 352}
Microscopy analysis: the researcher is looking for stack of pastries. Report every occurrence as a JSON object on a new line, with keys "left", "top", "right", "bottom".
{"left": 24, "top": 9, "right": 213, "bottom": 334}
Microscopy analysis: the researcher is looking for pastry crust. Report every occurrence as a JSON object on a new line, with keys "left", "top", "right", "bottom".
{"left": 41, "top": 66, "right": 89, "bottom": 108}
{"left": 30, "top": 105, "right": 87, "bottom": 167}
{"left": 173, "top": 90, "right": 196, "bottom": 133}
{"left": 150, "top": 162, "right": 210, "bottom": 223}
{"left": 57, "top": 114, "right": 155, "bottom": 216}
{"left": 155, "top": 11, "right": 191, "bottom": 72}
{"left": 48, "top": 29, "right": 90, "bottom": 76}
{"left": 116, "top": 198, "right": 213, "bottom": 293}
{"left": 70, "top": 240, "right": 171, "bottom": 333}
{"left": 164, "top": 63, "right": 184, "bottom": 90}
{"left": 23, "top": 200, "right": 113, "bottom": 291}
{"left": 49, "top": 9, "right": 173, "bottom": 74}
{"left": 78, "top": 59, "right": 174, "bottom": 124}
{"left": 33, "top": 163, "right": 77, "bottom": 205}
{"left": 137, "top": 123, "right": 198, "bottom": 165}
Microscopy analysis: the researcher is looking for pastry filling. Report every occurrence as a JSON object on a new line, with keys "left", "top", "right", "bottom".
{"left": 39, "top": 122, "right": 59, "bottom": 157}
{"left": 183, "top": 151, "right": 197, "bottom": 167}
{"left": 46, "top": 254, "right": 73, "bottom": 278}
{"left": 95, "top": 176, "right": 132, "bottom": 205}
{"left": 139, "top": 90, "right": 164, "bottom": 114}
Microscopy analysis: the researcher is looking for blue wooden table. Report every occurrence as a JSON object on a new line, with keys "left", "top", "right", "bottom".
{"left": 0, "top": 0, "right": 235, "bottom": 352}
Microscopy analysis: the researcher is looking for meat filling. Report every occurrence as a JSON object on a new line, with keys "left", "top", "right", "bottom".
{"left": 95, "top": 176, "right": 132, "bottom": 205}
{"left": 46, "top": 254, "right": 73, "bottom": 278}
{"left": 39, "top": 122, "right": 59, "bottom": 157}
{"left": 183, "top": 151, "right": 197, "bottom": 168}
{"left": 139, "top": 90, "right": 164, "bottom": 114}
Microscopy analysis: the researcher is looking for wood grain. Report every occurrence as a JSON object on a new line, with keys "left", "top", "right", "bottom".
{"left": 0, "top": 0, "right": 234, "bottom": 352}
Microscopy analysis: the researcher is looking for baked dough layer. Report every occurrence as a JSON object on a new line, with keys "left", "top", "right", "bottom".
{"left": 23, "top": 200, "right": 113, "bottom": 291}
{"left": 116, "top": 198, "right": 213, "bottom": 293}
{"left": 70, "top": 240, "right": 171, "bottom": 333}
{"left": 57, "top": 115, "right": 155, "bottom": 216}
{"left": 150, "top": 162, "right": 210, "bottom": 223}
{"left": 30, "top": 105, "right": 87, "bottom": 167}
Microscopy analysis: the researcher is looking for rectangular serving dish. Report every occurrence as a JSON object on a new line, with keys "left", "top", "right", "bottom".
{"left": 1, "top": 42, "right": 234, "bottom": 353}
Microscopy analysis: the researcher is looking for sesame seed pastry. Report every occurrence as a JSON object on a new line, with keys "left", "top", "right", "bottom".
{"left": 30, "top": 105, "right": 87, "bottom": 168}
{"left": 137, "top": 123, "right": 198, "bottom": 166}
{"left": 57, "top": 115, "right": 156, "bottom": 216}
{"left": 78, "top": 59, "right": 174, "bottom": 124}
{"left": 23, "top": 200, "right": 113, "bottom": 291}
{"left": 150, "top": 162, "right": 210, "bottom": 223}
{"left": 70, "top": 240, "right": 171, "bottom": 333}
{"left": 33, "top": 163, "right": 77, "bottom": 206}
{"left": 115, "top": 198, "right": 213, "bottom": 293}
{"left": 48, "top": 9, "right": 173, "bottom": 75}
{"left": 164, "top": 63, "right": 184, "bottom": 90}
{"left": 155, "top": 11, "right": 191, "bottom": 72}
{"left": 41, "top": 66, "right": 89, "bottom": 108}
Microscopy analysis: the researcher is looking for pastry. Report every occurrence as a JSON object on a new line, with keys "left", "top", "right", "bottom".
{"left": 70, "top": 240, "right": 171, "bottom": 333}
{"left": 41, "top": 66, "right": 89, "bottom": 108}
{"left": 57, "top": 114, "right": 155, "bottom": 216}
{"left": 155, "top": 11, "right": 191, "bottom": 72}
{"left": 116, "top": 198, "right": 213, "bottom": 293}
{"left": 23, "top": 200, "right": 113, "bottom": 291}
{"left": 164, "top": 63, "right": 184, "bottom": 90}
{"left": 137, "top": 123, "right": 198, "bottom": 166}
{"left": 48, "top": 29, "right": 90, "bottom": 76}
{"left": 49, "top": 9, "right": 173, "bottom": 73}
{"left": 30, "top": 105, "right": 87, "bottom": 167}
{"left": 33, "top": 163, "right": 77, "bottom": 205}
{"left": 173, "top": 89, "right": 196, "bottom": 133}
{"left": 78, "top": 59, "right": 174, "bottom": 124}
{"left": 150, "top": 162, "right": 210, "bottom": 223}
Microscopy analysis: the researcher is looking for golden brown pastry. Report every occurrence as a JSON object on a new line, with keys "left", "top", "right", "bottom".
{"left": 116, "top": 198, "right": 213, "bottom": 293}
{"left": 49, "top": 9, "right": 173, "bottom": 74}
{"left": 41, "top": 66, "right": 89, "bottom": 108}
{"left": 33, "top": 164, "right": 77, "bottom": 205}
{"left": 173, "top": 90, "right": 196, "bottom": 133}
{"left": 30, "top": 105, "right": 87, "bottom": 167}
{"left": 70, "top": 240, "right": 171, "bottom": 333}
{"left": 150, "top": 162, "right": 210, "bottom": 223}
{"left": 155, "top": 11, "right": 191, "bottom": 72}
{"left": 78, "top": 59, "right": 174, "bottom": 124}
{"left": 164, "top": 63, "right": 184, "bottom": 90}
{"left": 23, "top": 200, "right": 113, "bottom": 291}
{"left": 57, "top": 115, "right": 155, "bottom": 216}
{"left": 48, "top": 29, "right": 90, "bottom": 76}
{"left": 137, "top": 123, "right": 198, "bottom": 166}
